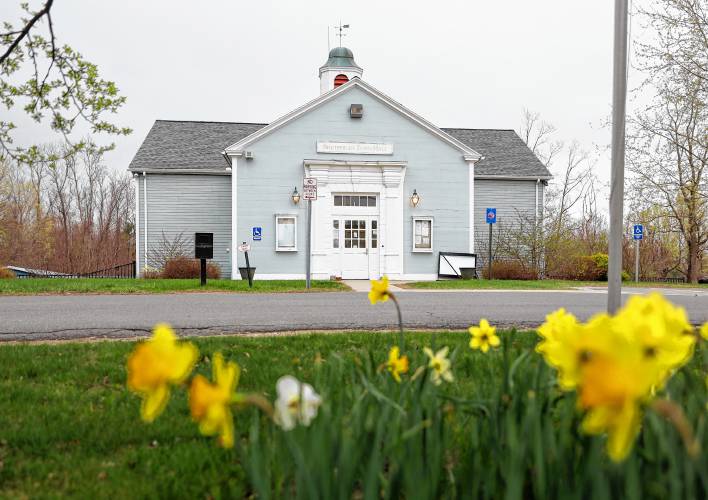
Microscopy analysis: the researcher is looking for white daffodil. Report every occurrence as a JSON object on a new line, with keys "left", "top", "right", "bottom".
{"left": 424, "top": 346, "right": 454, "bottom": 385}
{"left": 273, "top": 375, "right": 322, "bottom": 431}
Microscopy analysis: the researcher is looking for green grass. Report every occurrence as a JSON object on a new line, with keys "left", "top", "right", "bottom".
{"left": 1, "top": 331, "right": 706, "bottom": 498}
{"left": 0, "top": 278, "right": 349, "bottom": 295}
{"left": 402, "top": 279, "right": 708, "bottom": 290}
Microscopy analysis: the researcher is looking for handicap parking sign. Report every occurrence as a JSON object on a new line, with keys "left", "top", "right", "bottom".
{"left": 486, "top": 208, "right": 497, "bottom": 224}
{"left": 633, "top": 224, "right": 643, "bottom": 240}
{"left": 252, "top": 227, "right": 262, "bottom": 241}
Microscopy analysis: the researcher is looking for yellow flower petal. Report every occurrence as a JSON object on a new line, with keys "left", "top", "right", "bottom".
{"left": 141, "top": 384, "right": 170, "bottom": 423}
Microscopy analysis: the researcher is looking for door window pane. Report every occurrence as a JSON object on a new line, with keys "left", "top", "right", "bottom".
{"left": 371, "top": 220, "right": 378, "bottom": 248}
{"left": 333, "top": 220, "right": 339, "bottom": 248}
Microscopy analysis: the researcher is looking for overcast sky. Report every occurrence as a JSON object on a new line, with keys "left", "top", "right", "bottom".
{"left": 3, "top": 0, "right": 644, "bottom": 188}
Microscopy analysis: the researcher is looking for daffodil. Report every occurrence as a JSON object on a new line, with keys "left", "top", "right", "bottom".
{"left": 469, "top": 319, "right": 500, "bottom": 353}
{"left": 700, "top": 322, "right": 708, "bottom": 341}
{"left": 127, "top": 323, "right": 198, "bottom": 422}
{"left": 273, "top": 375, "right": 322, "bottom": 431}
{"left": 386, "top": 346, "right": 409, "bottom": 382}
{"left": 424, "top": 346, "right": 454, "bottom": 385}
{"left": 369, "top": 276, "right": 390, "bottom": 305}
{"left": 189, "top": 353, "right": 240, "bottom": 448}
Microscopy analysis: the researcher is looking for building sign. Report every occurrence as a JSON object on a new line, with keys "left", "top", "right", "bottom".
{"left": 303, "top": 178, "right": 318, "bottom": 200}
{"left": 252, "top": 227, "right": 262, "bottom": 241}
{"left": 194, "top": 232, "right": 213, "bottom": 259}
{"left": 316, "top": 141, "right": 394, "bottom": 155}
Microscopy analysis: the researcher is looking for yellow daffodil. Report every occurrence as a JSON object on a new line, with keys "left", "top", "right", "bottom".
{"left": 469, "top": 319, "right": 500, "bottom": 353}
{"left": 127, "top": 323, "right": 198, "bottom": 423}
{"left": 273, "top": 375, "right": 322, "bottom": 431}
{"left": 189, "top": 353, "right": 240, "bottom": 448}
{"left": 424, "top": 346, "right": 454, "bottom": 385}
{"left": 700, "top": 322, "right": 708, "bottom": 341}
{"left": 369, "top": 276, "right": 390, "bottom": 305}
{"left": 386, "top": 346, "right": 409, "bottom": 383}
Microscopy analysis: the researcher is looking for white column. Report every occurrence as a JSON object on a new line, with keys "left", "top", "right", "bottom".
{"left": 467, "top": 159, "right": 476, "bottom": 253}
{"left": 230, "top": 155, "right": 241, "bottom": 280}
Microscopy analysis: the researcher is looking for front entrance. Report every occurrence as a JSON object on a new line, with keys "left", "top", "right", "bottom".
{"left": 331, "top": 194, "right": 380, "bottom": 279}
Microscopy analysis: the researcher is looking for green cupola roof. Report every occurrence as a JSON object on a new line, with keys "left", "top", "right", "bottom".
{"left": 320, "top": 47, "right": 362, "bottom": 70}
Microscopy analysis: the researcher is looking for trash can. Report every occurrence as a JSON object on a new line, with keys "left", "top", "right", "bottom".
{"left": 239, "top": 267, "right": 256, "bottom": 280}
{"left": 459, "top": 267, "right": 476, "bottom": 280}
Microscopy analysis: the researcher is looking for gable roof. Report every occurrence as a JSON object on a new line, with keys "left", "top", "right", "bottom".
{"left": 129, "top": 120, "right": 265, "bottom": 172}
{"left": 443, "top": 128, "right": 551, "bottom": 178}
{"left": 224, "top": 78, "right": 481, "bottom": 161}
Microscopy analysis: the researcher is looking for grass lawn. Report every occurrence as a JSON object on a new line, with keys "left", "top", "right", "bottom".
{"left": 402, "top": 278, "right": 708, "bottom": 290}
{"left": 1, "top": 330, "right": 705, "bottom": 498}
{"left": 0, "top": 278, "right": 349, "bottom": 295}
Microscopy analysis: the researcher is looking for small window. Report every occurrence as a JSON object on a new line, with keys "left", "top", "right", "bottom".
{"left": 276, "top": 215, "right": 297, "bottom": 251}
{"left": 413, "top": 218, "right": 433, "bottom": 252}
{"left": 333, "top": 220, "right": 340, "bottom": 249}
{"left": 371, "top": 220, "right": 378, "bottom": 248}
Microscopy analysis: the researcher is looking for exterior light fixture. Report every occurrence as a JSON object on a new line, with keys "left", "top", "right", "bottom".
{"left": 292, "top": 187, "right": 301, "bottom": 205}
{"left": 410, "top": 189, "right": 420, "bottom": 207}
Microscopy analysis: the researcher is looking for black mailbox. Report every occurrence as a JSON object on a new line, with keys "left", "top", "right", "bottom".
{"left": 194, "top": 233, "right": 213, "bottom": 259}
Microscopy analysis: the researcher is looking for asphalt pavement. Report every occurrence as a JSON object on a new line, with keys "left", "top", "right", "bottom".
{"left": 1, "top": 287, "right": 707, "bottom": 342}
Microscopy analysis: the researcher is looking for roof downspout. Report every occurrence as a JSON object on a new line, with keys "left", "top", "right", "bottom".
{"left": 134, "top": 174, "right": 140, "bottom": 276}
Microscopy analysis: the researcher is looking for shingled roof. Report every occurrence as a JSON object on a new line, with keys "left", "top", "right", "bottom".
{"left": 129, "top": 120, "right": 551, "bottom": 179}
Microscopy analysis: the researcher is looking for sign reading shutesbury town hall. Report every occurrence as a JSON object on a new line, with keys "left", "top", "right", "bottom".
{"left": 633, "top": 224, "right": 643, "bottom": 240}
{"left": 316, "top": 141, "right": 394, "bottom": 155}
{"left": 303, "top": 177, "right": 318, "bottom": 201}
{"left": 486, "top": 208, "right": 497, "bottom": 224}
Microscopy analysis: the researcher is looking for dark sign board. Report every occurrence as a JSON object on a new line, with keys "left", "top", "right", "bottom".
{"left": 194, "top": 232, "right": 214, "bottom": 259}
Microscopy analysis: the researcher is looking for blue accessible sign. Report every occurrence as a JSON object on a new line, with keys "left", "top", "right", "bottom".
{"left": 633, "top": 224, "right": 643, "bottom": 240}
{"left": 486, "top": 208, "right": 497, "bottom": 224}
{"left": 252, "top": 227, "right": 262, "bottom": 241}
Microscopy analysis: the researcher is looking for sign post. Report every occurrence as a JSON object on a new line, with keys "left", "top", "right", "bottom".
{"left": 303, "top": 178, "right": 317, "bottom": 289}
{"left": 633, "top": 224, "right": 643, "bottom": 282}
{"left": 239, "top": 241, "right": 253, "bottom": 288}
{"left": 194, "top": 232, "right": 214, "bottom": 286}
{"left": 486, "top": 208, "right": 497, "bottom": 280}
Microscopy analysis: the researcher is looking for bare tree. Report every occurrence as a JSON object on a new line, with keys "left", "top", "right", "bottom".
{"left": 147, "top": 232, "right": 191, "bottom": 271}
{"left": 519, "top": 108, "right": 563, "bottom": 168}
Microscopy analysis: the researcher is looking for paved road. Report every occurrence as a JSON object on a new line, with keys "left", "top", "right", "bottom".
{"left": 2, "top": 288, "right": 707, "bottom": 342}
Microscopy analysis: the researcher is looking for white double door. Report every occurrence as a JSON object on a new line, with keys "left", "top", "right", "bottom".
{"left": 333, "top": 215, "right": 380, "bottom": 279}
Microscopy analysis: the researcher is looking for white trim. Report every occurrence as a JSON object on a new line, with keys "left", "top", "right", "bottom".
{"left": 134, "top": 176, "right": 140, "bottom": 275}
{"left": 143, "top": 173, "right": 148, "bottom": 270}
{"left": 254, "top": 273, "right": 307, "bottom": 280}
{"left": 467, "top": 160, "right": 475, "bottom": 253}
{"left": 275, "top": 214, "right": 298, "bottom": 252}
{"left": 475, "top": 175, "right": 552, "bottom": 181}
{"left": 412, "top": 216, "right": 434, "bottom": 253}
{"left": 231, "top": 156, "right": 240, "bottom": 280}
{"left": 401, "top": 273, "right": 438, "bottom": 281}
{"left": 224, "top": 78, "right": 481, "bottom": 160}
{"left": 128, "top": 168, "right": 231, "bottom": 176}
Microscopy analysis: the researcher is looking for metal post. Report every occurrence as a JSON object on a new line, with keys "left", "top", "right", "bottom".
{"left": 200, "top": 258, "right": 207, "bottom": 286}
{"left": 244, "top": 250, "right": 253, "bottom": 288}
{"left": 634, "top": 238, "right": 639, "bottom": 282}
{"left": 306, "top": 199, "right": 312, "bottom": 289}
{"left": 488, "top": 223, "right": 493, "bottom": 280}
{"left": 608, "top": 0, "right": 629, "bottom": 313}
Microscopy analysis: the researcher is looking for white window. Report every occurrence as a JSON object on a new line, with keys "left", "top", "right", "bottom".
{"left": 276, "top": 215, "right": 297, "bottom": 251}
{"left": 412, "top": 217, "right": 433, "bottom": 252}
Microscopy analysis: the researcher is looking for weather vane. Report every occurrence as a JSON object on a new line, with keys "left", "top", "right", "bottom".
{"left": 334, "top": 21, "right": 350, "bottom": 47}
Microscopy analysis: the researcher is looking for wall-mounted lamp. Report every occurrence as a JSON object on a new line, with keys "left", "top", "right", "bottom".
{"left": 292, "top": 187, "right": 301, "bottom": 205}
{"left": 410, "top": 189, "right": 420, "bottom": 207}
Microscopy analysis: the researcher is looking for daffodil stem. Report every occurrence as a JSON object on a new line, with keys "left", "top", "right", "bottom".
{"left": 651, "top": 399, "right": 700, "bottom": 459}
{"left": 389, "top": 293, "right": 404, "bottom": 350}
{"left": 232, "top": 393, "right": 274, "bottom": 419}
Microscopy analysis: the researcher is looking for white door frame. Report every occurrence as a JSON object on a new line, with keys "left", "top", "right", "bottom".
{"left": 304, "top": 159, "right": 406, "bottom": 280}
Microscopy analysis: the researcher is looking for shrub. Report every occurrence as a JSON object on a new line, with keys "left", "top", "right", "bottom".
{"left": 0, "top": 267, "right": 16, "bottom": 279}
{"left": 142, "top": 266, "right": 162, "bottom": 279}
{"left": 481, "top": 260, "right": 537, "bottom": 280}
{"left": 163, "top": 257, "right": 221, "bottom": 279}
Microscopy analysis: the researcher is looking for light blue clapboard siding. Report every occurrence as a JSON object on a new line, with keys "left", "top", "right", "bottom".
{"left": 137, "top": 174, "right": 232, "bottom": 278}
{"left": 473, "top": 179, "right": 544, "bottom": 263}
{"left": 236, "top": 85, "right": 469, "bottom": 275}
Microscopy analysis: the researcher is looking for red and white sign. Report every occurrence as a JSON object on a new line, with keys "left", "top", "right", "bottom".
{"left": 238, "top": 243, "right": 251, "bottom": 252}
{"left": 303, "top": 177, "right": 318, "bottom": 201}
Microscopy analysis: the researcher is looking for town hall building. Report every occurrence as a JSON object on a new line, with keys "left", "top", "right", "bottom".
{"left": 129, "top": 47, "right": 551, "bottom": 280}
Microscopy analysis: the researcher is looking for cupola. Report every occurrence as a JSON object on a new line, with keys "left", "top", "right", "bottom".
{"left": 319, "top": 46, "right": 363, "bottom": 94}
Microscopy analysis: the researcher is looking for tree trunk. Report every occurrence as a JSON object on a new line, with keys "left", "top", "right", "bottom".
{"left": 686, "top": 235, "right": 701, "bottom": 283}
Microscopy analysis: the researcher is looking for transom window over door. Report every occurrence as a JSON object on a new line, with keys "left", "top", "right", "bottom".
{"left": 334, "top": 195, "right": 377, "bottom": 207}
